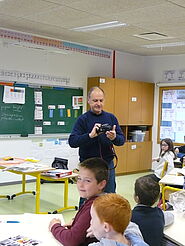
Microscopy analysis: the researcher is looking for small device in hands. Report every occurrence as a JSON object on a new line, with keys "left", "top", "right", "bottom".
{"left": 96, "top": 123, "right": 112, "bottom": 134}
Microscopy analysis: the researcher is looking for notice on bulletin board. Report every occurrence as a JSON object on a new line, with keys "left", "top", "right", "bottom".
{"left": 160, "top": 89, "right": 185, "bottom": 143}
{"left": 3, "top": 86, "right": 25, "bottom": 104}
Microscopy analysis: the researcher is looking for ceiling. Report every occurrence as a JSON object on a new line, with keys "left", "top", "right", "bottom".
{"left": 1, "top": 0, "right": 185, "bottom": 56}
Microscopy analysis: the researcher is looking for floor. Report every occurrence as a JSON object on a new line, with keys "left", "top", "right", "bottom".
{"left": 0, "top": 172, "right": 151, "bottom": 223}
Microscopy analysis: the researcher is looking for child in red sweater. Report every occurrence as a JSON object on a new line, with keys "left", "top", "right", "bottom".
{"left": 49, "top": 157, "right": 108, "bottom": 246}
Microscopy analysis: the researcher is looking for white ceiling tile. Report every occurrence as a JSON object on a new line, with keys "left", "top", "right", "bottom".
{"left": 0, "top": 0, "right": 58, "bottom": 17}
{"left": 0, "top": 0, "right": 185, "bottom": 55}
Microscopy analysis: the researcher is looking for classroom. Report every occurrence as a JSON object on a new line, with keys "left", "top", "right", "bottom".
{"left": 0, "top": 1, "right": 185, "bottom": 246}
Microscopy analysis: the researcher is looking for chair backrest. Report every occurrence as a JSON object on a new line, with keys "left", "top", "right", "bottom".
{"left": 162, "top": 186, "right": 182, "bottom": 210}
{"left": 160, "top": 161, "right": 168, "bottom": 178}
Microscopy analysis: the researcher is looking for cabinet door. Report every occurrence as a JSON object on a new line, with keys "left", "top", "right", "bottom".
{"left": 87, "top": 77, "right": 115, "bottom": 113}
{"left": 115, "top": 143, "right": 127, "bottom": 174}
{"left": 126, "top": 142, "right": 140, "bottom": 172}
{"left": 139, "top": 142, "right": 152, "bottom": 171}
{"left": 114, "top": 79, "right": 129, "bottom": 125}
{"left": 128, "top": 81, "right": 142, "bottom": 124}
{"left": 141, "top": 82, "right": 154, "bottom": 125}
{"left": 99, "top": 77, "right": 115, "bottom": 113}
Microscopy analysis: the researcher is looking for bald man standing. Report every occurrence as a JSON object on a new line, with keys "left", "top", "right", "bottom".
{"left": 69, "top": 87, "right": 125, "bottom": 199}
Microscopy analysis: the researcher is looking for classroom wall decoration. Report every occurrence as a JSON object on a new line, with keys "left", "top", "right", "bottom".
{"left": 0, "top": 69, "right": 70, "bottom": 86}
{"left": 158, "top": 86, "right": 185, "bottom": 144}
{"left": 0, "top": 28, "right": 111, "bottom": 58}
{"left": 0, "top": 83, "right": 83, "bottom": 136}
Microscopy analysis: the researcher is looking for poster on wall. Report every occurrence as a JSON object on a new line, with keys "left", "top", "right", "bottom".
{"left": 160, "top": 89, "right": 185, "bottom": 143}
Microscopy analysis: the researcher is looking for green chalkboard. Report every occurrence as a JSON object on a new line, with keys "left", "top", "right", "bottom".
{"left": 42, "top": 87, "right": 83, "bottom": 134}
{"left": 0, "top": 84, "right": 83, "bottom": 135}
{"left": 0, "top": 85, "right": 34, "bottom": 135}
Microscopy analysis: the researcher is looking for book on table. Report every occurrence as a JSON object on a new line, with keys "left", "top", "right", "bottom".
{"left": 41, "top": 169, "right": 73, "bottom": 177}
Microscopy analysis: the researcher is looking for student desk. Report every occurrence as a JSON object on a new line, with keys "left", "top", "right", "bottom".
{"left": 0, "top": 213, "right": 64, "bottom": 245}
{"left": 159, "top": 168, "right": 184, "bottom": 210}
{"left": 164, "top": 211, "right": 185, "bottom": 246}
{"left": 159, "top": 167, "right": 184, "bottom": 187}
{"left": 0, "top": 163, "right": 78, "bottom": 214}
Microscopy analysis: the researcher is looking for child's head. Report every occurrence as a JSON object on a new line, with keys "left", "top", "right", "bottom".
{"left": 90, "top": 193, "right": 131, "bottom": 240}
{"left": 77, "top": 157, "right": 108, "bottom": 199}
{"left": 160, "top": 138, "right": 174, "bottom": 152}
{"left": 134, "top": 175, "right": 160, "bottom": 206}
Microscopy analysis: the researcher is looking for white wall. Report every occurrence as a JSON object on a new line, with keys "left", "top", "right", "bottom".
{"left": 116, "top": 51, "right": 149, "bottom": 81}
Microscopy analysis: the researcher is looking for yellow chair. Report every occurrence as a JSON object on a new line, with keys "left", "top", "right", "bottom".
{"left": 158, "top": 161, "right": 168, "bottom": 208}
{"left": 160, "top": 161, "right": 169, "bottom": 178}
{"left": 159, "top": 161, "right": 168, "bottom": 193}
{"left": 161, "top": 186, "right": 182, "bottom": 210}
{"left": 0, "top": 195, "right": 10, "bottom": 199}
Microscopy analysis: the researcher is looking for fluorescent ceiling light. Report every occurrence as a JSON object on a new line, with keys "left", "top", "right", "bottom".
{"left": 142, "top": 41, "right": 185, "bottom": 48}
{"left": 71, "top": 21, "right": 128, "bottom": 32}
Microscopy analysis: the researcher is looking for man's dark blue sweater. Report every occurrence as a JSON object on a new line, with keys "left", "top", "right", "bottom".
{"left": 68, "top": 110, "right": 125, "bottom": 162}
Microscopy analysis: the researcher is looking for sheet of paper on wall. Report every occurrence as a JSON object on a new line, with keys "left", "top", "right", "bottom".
{"left": 72, "top": 96, "right": 83, "bottom": 108}
{"left": 34, "top": 91, "right": 42, "bottom": 105}
{"left": 34, "top": 106, "right": 43, "bottom": 120}
{"left": 35, "top": 126, "right": 42, "bottom": 135}
{"left": 3, "top": 86, "right": 25, "bottom": 104}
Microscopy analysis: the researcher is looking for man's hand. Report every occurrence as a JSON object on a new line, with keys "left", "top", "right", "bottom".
{"left": 106, "top": 125, "right": 116, "bottom": 141}
{"left": 49, "top": 218, "right": 61, "bottom": 231}
{"left": 89, "top": 123, "right": 101, "bottom": 138}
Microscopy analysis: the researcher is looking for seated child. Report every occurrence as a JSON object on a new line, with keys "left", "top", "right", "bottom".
{"left": 49, "top": 157, "right": 108, "bottom": 246}
{"left": 175, "top": 145, "right": 185, "bottom": 163}
{"left": 150, "top": 138, "right": 176, "bottom": 182}
{"left": 87, "top": 193, "right": 149, "bottom": 246}
{"left": 131, "top": 175, "right": 174, "bottom": 246}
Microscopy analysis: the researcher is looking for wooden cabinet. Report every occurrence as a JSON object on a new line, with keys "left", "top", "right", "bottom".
{"left": 126, "top": 142, "right": 152, "bottom": 173}
{"left": 126, "top": 142, "right": 141, "bottom": 172}
{"left": 87, "top": 77, "right": 154, "bottom": 174}
{"left": 128, "top": 81, "right": 154, "bottom": 125}
{"left": 128, "top": 80, "right": 142, "bottom": 124}
{"left": 139, "top": 141, "right": 152, "bottom": 171}
{"left": 114, "top": 141, "right": 152, "bottom": 174}
{"left": 114, "top": 144, "right": 127, "bottom": 174}
{"left": 87, "top": 77, "right": 115, "bottom": 113}
{"left": 141, "top": 82, "right": 154, "bottom": 125}
{"left": 114, "top": 79, "right": 129, "bottom": 125}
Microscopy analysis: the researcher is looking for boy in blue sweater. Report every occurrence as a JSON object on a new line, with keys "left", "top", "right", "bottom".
{"left": 131, "top": 175, "right": 174, "bottom": 246}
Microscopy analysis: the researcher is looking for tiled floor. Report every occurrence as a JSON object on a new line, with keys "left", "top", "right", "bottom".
{"left": 0, "top": 172, "right": 151, "bottom": 223}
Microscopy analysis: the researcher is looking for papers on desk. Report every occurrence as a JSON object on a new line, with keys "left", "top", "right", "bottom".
{"left": 2, "top": 163, "right": 51, "bottom": 173}
{"left": 0, "top": 214, "right": 64, "bottom": 246}
{"left": 177, "top": 168, "right": 185, "bottom": 176}
{"left": 0, "top": 235, "right": 42, "bottom": 245}
{"left": 42, "top": 169, "right": 73, "bottom": 177}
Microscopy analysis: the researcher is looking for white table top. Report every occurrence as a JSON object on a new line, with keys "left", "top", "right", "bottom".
{"left": 0, "top": 214, "right": 65, "bottom": 245}
{"left": 164, "top": 211, "right": 185, "bottom": 246}
{"left": 159, "top": 174, "right": 184, "bottom": 186}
